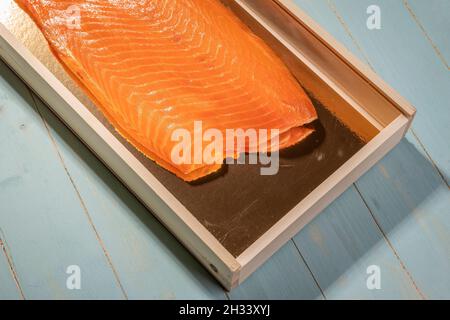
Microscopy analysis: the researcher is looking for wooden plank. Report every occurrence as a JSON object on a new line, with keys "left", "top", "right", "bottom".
{"left": 230, "top": 241, "right": 324, "bottom": 300}
{"left": 293, "top": 186, "right": 421, "bottom": 299}
{"left": 0, "top": 235, "right": 22, "bottom": 299}
{"left": 295, "top": 0, "right": 450, "bottom": 299}
{"left": 355, "top": 133, "right": 450, "bottom": 299}
{"left": 326, "top": 0, "right": 450, "bottom": 185}
{"left": 0, "top": 60, "right": 125, "bottom": 299}
{"left": 32, "top": 93, "right": 227, "bottom": 299}
{"left": 405, "top": 0, "right": 450, "bottom": 69}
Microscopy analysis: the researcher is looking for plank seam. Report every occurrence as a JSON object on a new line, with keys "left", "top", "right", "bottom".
{"left": 410, "top": 129, "right": 449, "bottom": 189}
{"left": 403, "top": 0, "right": 450, "bottom": 70}
{"left": 291, "top": 239, "right": 327, "bottom": 299}
{"left": 0, "top": 229, "right": 25, "bottom": 299}
{"left": 353, "top": 185, "right": 426, "bottom": 299}
{"left": 29, "top": 92, "right": 129, "bottom": 300}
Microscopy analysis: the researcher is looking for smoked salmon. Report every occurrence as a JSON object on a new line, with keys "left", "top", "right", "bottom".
{"left": 16, "top": 0, "right": 317, "bottom": 181}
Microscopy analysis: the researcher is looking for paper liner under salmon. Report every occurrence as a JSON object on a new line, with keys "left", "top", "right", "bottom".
{"left": 16, "top": 0, "right": 318, "bottom": 181}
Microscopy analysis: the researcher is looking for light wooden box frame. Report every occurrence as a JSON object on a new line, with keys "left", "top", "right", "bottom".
{"left": 0, "top": 0, "right": 415, "bottom": 290}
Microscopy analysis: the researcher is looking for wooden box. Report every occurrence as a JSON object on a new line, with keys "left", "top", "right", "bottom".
{"left": 0, "top": 0, "right": 415, "bottom": 290}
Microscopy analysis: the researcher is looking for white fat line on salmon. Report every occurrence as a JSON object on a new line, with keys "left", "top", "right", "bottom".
{"left": 171, "top": 121, "right": 280, "bottom": 176}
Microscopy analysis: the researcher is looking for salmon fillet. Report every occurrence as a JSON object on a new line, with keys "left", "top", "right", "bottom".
{"left": 16, "top": 0, "right": 317, "bottom": 181}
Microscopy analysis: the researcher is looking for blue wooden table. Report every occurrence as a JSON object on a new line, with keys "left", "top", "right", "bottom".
{"left": 0, "top": 0, "right": 448, "bottom": 300}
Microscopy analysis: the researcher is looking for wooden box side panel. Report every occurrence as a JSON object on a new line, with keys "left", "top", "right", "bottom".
{"left": 0, "top": 24, "right": 240, "bottom": 290}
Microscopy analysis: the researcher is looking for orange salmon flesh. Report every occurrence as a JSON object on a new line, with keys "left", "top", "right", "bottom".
{"left": 16, "top": 0, "right": 318, "bottom": 181}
